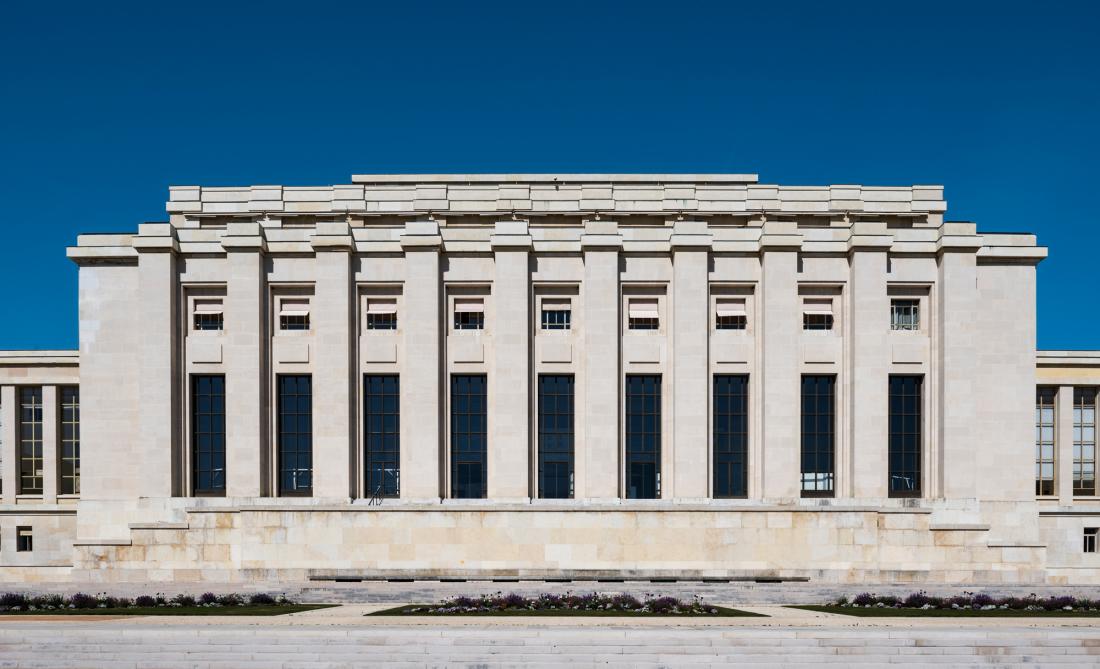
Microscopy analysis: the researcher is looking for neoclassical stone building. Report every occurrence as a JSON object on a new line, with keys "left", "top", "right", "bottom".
{"left": 1, "top": 173, "right": 1098, "bottom": 584}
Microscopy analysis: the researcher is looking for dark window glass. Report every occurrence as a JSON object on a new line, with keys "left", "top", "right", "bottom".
{"left": 628, "top": 317, "right": 659, "bottom": 331}
{"left": 280, "top": 314, "right": 310, "bottom": 331}
{"left": 278, "top": 375, "right": 312, "bottom": 495}
{"left": 1074, "top": 388, "right": 1097, "bottom": 497}
{"left": 366, "top": 313, "right": 398, "bottom": 330}
{"left": 1036, "top": 387, "right": 1057, "bottom": 496}
{"left": 716, "top": 315, "right": 747, "bottom": 330}
{"left": 192, "top": 375, "right": 226, "bottom": 495}
{"left": 541, "top": 309, "right": 571, "bottom": 330}
{"left": 713, "top": 375, "right": 748, "bottom": 498}
{"left": 803, "top": 314, "right": 834, "bottom": 330}
{"left": 16, "top": 526, "right": 32, "bottom": 552}
{"left": 538, "top": 375, "right": 574, "bottom": 498}
{"left": 193, "top": 313, "right": 224, "bottom": 331}
{"left": 59, "top": 386, "right": 80, "bottom": 495}
{"left": 365, "top": 375, "right": 400, "bottom": 497}
{"left": 454, "top": 311, "right": 484, "bottom": 330}
{"left": 801, "top": 375, "right": 835, "bottom": 497}
{"left": 889, "top": 376, "right": 922, "bottom": 497}
{"left": 451, "top": 374, "right": 487, "bottom": 498}
{"left": 19, "top": 387, "right": 43, "bottom": 495}
{"left": 626, "top": 375, "right": 661, "bottom": 499}
{"left": 1085, "top": 528, "right": 1098, "bottom": 553}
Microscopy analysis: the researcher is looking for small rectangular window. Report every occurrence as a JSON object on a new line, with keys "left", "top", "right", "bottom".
{"left": 715, "top": 298, "right": 747, "bottom": 330}
{"left": 193, "top": 298, "right": 224, "bottom": 331}
{"left": 453, "top": 299, "right": 485, "bottom": 330}
{"left": 279, "top": 298, "right": 311, "bottom": 331}
{"left": 628, "top": 298, "right": 659, "bottom": 331}
{"left": 16, "top": 526, "right": 32, "bottom": 552}
{"left": 540, "top": 300, "right": 572, "bottom": 330}
{"left": 366, "top": 299, "right": 398, "bottom": 330}
{"left": 1086, "top": 528, "right": 1098, "bottom": 553}
{"left": 891, "top": 299, "right": 920, "bottom": 331}
{"left": 803, "top": 298, "right": 833, "bottom": 331}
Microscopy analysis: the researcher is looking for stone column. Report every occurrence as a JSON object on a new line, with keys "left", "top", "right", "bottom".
{"left": 222, "top": 222, "right": 268, "bottom": 498}
{"left": 400, "top": 221, "right": 443, "bottom": 501}
{"left": 1057, "top": 384, "right": 1074, "bottom": 505}
{"left": 40, "top": 385, "right": 58, "bottom": 503}
{"left": 670, "top": 220, "right": 712, "bottom": 500}
{"left": 489, "top": 220, "right": 532, "bottom": 500}
{"left": 0, "top": 386, "right": 14, "bottom": 502}
{"left": 936, "top": 226, "right": 981, "bottom": 500}
{"left": 134, "top": 224, "right": 181, "bottom": 497}
{"left": 848, "top": 222, "right": 892, "bottom": 499}
{"left": 311, "top": 222, "right": 355, "bottom": 499}
{"left": 580, "top": 220, "right": 622, "bottom": 500}
{"left": 759, "top": 220, "right": 802, "bottom": 500}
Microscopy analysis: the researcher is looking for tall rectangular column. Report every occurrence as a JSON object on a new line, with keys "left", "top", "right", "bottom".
{"left": 670, "top": 221, "right": 712, "bottom": 500}
{"left": 223, "top": 223, "right": 268, "bottom": 498}
{"left": 1, "top": 386, "right": 15, "bottom": 503}
{"left": 312, "top": 223, "right": 355, "bottom": 499}
{"left": 1057, "top": 384, "right": 1074, "bottom": 505}
{"left": 40, "top": 385, "right": 58, "bottom": 503}
{"left": 937, "top": 236, "right": 980, "bottom": 499}
{"left": 760, "top": 221, "right": 802, "bottom": 500}
{"left": 848, "top": 224, "right": 892, "bottom": 499}
{"left": 134, "top": 224, "right": 181, "bottom": 498}
{"left": 489, "top": 221, "right": 532, "bottom": 500}
{"left": 400, "top": 221, "right": 443, "bottom": 501}
{"left": 581, "top": 220, "right": 622, "bottom": 500}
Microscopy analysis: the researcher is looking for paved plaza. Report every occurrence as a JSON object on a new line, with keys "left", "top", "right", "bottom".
{"left": 1, "top": 603, "right": 1098, "bottom": 668}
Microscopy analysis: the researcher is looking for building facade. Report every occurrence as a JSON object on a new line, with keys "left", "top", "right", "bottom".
{"left": 2, "top": 173, "right": 1098, "bottom": 584}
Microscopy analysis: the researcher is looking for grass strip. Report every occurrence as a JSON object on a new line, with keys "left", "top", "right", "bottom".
{"left": 369, "top": 604, "right": 765, "bottom": 617}
{"left": 790, "top": 605, "right": 1100, "bottom": 618}
{"left": 0, "top": 604, "right": 335, "bottom": 617}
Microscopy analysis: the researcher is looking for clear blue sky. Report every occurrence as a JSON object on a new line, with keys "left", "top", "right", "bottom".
{"left": 1, "top": 1, "right": 1096, "bottom": 350}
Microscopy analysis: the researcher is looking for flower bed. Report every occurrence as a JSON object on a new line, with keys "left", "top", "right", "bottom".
{"left": 0, "top": 592, "right": 331, "bottom": 616}
{"left": 370, "top": 592, "right": 762, "bottom": 617}
{"left": 791, "top": 591, "right": 1100, "bottom": 617}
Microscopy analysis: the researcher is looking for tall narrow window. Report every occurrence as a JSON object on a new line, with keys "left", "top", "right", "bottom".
{"left": 364, "top": 375, "right": 400, "bottom": 498}
{"left": 278, "top": 375, "right": 312, "bottom": 495}
{"left": 538, "top": 375, "right": 574, "bottom": 498}
{"left": 0, "top": 394, "right": 4, "bottom": 495}
{"left": 59, "top": 386, "right": 80, "bottom": 495}
{"left": 453, "top": 299, "right": 485, "bottom": 330}
{"left": 713, "top": 375, "right": 748, "bottom": 498}
{"left": 801, "top": 375, "right": 835, "bottom": 497}
{"left": 192, "top": 375, "right": 226, "bottom": 495}
{"left": 451, "top": 374, "right": 487, "bottom": 498}
{"left": 19, "top": 387, "right": 43, "bottom": 495}
{"left": 626, "top": 375, "right": 661, "bottom": 499}
{"left": 1036, "top": 387, "right": 1057, "bottom": 496}
{"left": 1074, "top": 388, "right": 1097, "bottom": 496}
{"left": 888, "top": 376, "right": 922, "bottom": 497}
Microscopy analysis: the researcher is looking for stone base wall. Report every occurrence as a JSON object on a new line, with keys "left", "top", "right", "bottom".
{"left": 65, "top": 503, "right": 1062, "bottom": 585}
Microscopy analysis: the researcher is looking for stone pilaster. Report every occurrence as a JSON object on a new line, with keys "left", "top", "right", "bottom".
{"left": 670, "top": 220, "right": 712, "bottom": 500}
{"left": 1057, "top": 384, "right": 1074, "bottom": 504}
{"left": 848, "top": 222, "right": 892, "bottom": 499}
{"left": 936, "top": 224, "right": 981, "bottom": 500}
{"left": 1, "top": 385, "right": 15, "bottom": 502}
{"left": 311, "top": 222, "right": 355, "bottom": 499}
{"left": 400, "top": 221, "right": 443, "bottom": 501}
{"left": 40, "top": 385, "right": 58, "bottom": 503}
{"left": 581, "top": 220, "right": 622, "bottom": 500}
{"left": 134, "top": 223, "right": 181, "bottom": 497}
{"left": 222, "top": 222, "right": 268, "bottom": 498}
{"left": 759, "top": 220, "right": 802, "bottom": 500}
{"left": 489, "top": 220, "right": 532, "bottom": 500}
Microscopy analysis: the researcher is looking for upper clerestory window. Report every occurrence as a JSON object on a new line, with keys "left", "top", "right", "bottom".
{"left": 193, "top": 298, "right": 224, "bottom": 331}
{"left": 802, "top": 298, "right": 834, "bottom": 331}
{"left": 454, "top": 299, "right": 485, "bottom": 330}
{"left": 279, "top": 298, "right": 311, "bottom": 331}
{"left": 628, "top": 298, "right": 659, "bottom": 331}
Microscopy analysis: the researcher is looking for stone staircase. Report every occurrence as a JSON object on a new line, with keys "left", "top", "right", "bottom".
{"left": 1, "top": 621, "right": 1096, "bottom": 667}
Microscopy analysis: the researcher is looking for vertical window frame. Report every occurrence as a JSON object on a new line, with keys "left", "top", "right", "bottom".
{"left": 625, "top": 374, "right": 662, "bottom": 499}
{"left": 1036, "top": 387, "right": 1057, "bottom": 497}
{"left": 191, "top": 374, "right": 226, "bottom": 496}
{"left": 364, "top": 374, "right": 401, "bottom": 498}
{"left": 1074, "top": 388, "right": 1097, "bottom": 497}
{"left": 800, "top": 375, "right": 836, "bottom": 497}
{"left": 277, "top": 375, "right": 313, "bottom": 496}
{"left": 18, "top": 386, "right": 43, "bottom": 495}
{"left": 450, "top": 374, "right": 487, "bottom": 499}
{"left": 537, "top": 374, "right": 575, "bottom": 499}
{"left": 713, "top": 374, "right": 749, "bottom": 498}
{"left": 58, "top": 386, "right": 80, "bottom": 496}
{"left": 888, "top": 375, "right": 923, "bottom": 498}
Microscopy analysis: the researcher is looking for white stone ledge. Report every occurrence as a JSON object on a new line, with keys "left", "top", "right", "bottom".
{"left": 928, "top": 523, "right": 991, "bottom": 531}
{"left": 181, "top": 502, "right": 934, "bottom": 514}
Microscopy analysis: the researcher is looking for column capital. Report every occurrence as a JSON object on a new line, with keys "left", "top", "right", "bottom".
{"left": 310, "top": 221, "right": 354, "bottom": 252}
{"left": 580, "top": 219, "right": 622, "bottom": 251}
{"left": 133, "top": 223, "right": 180, "bottom": 254}
{"left": 758, "top": 219, "right": 802, "bottom": 253}
{"left": 847, "top": 220, "right": 893, "bottom": 254}
{"left": 400, "top": 220, "right": 442, "bottom": 251}
{"left": 669, "top": 219, "right": 713, "bottom": 252}
{"left": 490, "top": 219, "right": 532, "bottom": 250}
{"left": 221, "top": 221, "right": 268, "bottom": 253}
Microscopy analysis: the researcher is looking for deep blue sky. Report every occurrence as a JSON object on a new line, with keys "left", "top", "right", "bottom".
{"left": 1, "top": 1, "right": 1097, "bottom": 350}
